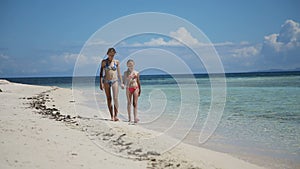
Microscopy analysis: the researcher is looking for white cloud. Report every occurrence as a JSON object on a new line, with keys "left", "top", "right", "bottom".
{"left": 239, "top": 41, "right": 250, "bottom": 45}
{"left": 231, "top": 45, "right": 261, "bottom": 58}
{"left": 263, "top": 20, "right": 300, "bottom": 52}
{"left": 263, "top": 33, "right": 282, "bottom": 51}
{"left": 0, "top": 53, "right": 9, "bottom": 60}
{"left": 169, "top": 27, "right": 200, "bottom": 46}
{"left": 50, "top": 52, "right": 99, "bottom": 65}
{"left": 213, "top": 43, "right": 262, "bottom": 72}
{"left": 213, "top": 19, "right": 300, "bottom": 71}
{"left": 120, "top": 27, "right": 236, "bottom": 48}
{"left": 86, "top": 39, "right": 111, "bottom": 46}
{"left": 0, "top": 51, "right": 100, "bottom": 77}
{"left": 278, "top": 20, "right": 300, "bottom": 44}
{"left": 121, "top": 27, "right": 202, "bottom": 47}
{"left": 117, "top": 20, "right": 300, "bottom": 72}
{"left": 144, "top": 37, "right": 177, "bottom": 46}
{"left": 144, "top": 38, "right": 170, "bottom": 46}
{"left": 63, "top": 53, "right": 79, "bottom": 64}
{"left": 50, "top": 53, "right": 75, "bottom": 64}
{"left": 3, "top": 20, "right": 299, "bottom": 77}
{"left": 213, "top": 41, "right": 234, "bottom": 46}
{"left": 261, "top": 19, "right": 300, "bottom": 68}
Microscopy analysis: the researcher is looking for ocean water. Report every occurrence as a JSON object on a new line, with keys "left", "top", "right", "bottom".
{"left": 5, "top": 71, "right": 300, "bottom": 168}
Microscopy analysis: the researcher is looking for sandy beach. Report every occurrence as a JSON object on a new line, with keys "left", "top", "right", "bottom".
{"left": 0, "top": 79, "right": 266, "bottom": 169}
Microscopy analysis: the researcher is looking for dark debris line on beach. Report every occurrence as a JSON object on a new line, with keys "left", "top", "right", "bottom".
{"left": 20, "top": 88, "right": 202, "bottom": 169}
{"left": 20, "top": 88, "right": 78, "bottom": 125}
{"left": 86, "top": 126, "right": 202, "bottom": 169}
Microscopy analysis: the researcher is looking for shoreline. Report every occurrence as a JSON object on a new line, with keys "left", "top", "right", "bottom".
{"left": 183, "top": 128, "right": 300, "bottom": 169}
{"left": 1, "top": 79, "right": 268, "bottom": 169}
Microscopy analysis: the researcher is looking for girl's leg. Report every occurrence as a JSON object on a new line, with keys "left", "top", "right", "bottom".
{"left": 126, "top": 89, "right": 133, "bottom": 122}
{"left": 103, "top": 83, "right": 113, "bottom": 120}
{"left": 133, "top": 88, "right": 139, "bottom": 123}
{"left": 111, "top": 81, "right": 119, "bottom": 121}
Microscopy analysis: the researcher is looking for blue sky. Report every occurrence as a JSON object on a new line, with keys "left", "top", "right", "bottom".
{"left": 0, "top": 0, "right": 300, "bottom": 77}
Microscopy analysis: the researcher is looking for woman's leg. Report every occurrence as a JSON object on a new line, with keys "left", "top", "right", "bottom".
{"left": 126, "top": 89, "right": 133, "bottom": 122}
{"left": 103, "top": 83, "right": 113, "bottom": 120}
{"left": 111, "top": 81, "right": 119, "bottom": 121}
{"left": 133, "top": 88, "right": 139, "bottom": 123}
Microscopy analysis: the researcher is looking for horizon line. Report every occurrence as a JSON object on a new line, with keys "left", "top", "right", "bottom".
{"left": 1, "top": 70, "right": 300, "bottom": 79}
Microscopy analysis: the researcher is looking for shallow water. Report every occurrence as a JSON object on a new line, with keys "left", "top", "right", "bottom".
{"left": 140, "top": 75, "right": 300, "bottom": 169}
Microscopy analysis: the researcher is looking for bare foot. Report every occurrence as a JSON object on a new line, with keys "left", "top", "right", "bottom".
{"left": 114, "top": 117, "right": 119, "bottom": 121}
{"left": 134, "top": 118, "right": 139, "bottom": 123}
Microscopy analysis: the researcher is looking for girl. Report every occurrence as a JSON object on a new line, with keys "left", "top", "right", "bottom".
{"left": 123, "top": 59, "right": 141, "bottom": 123}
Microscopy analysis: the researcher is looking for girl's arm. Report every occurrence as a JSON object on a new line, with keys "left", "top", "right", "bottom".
{"left": 137, "top": 73, "right": 141, "bottom": 96}
{"left": 123, "top": 71, "right": 127, "bottom": 86}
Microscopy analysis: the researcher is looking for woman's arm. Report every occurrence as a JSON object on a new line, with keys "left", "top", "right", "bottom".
{"left": 117, "top": 60, "right": 124, "bottom": 89}
{"left": 137, "top": 73, "right": 141, "bottom": 96}
{"left": 99, "top": 60, "right": 104, "bottom": 90}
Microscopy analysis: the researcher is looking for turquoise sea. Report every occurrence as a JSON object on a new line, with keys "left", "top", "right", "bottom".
{"left": 5, "top": 71, "right": 300, "bottom": 169}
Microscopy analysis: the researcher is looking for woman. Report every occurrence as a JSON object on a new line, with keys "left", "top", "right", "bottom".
{"left": 100, "top": 48, "right": 124, "bottom": 121}
{"left": 123, "top": 59, "right": 141, "bottom": 123}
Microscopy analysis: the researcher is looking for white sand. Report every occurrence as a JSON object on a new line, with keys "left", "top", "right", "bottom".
{"left": 0, "top": 80, "right": 266, "bottom": 169}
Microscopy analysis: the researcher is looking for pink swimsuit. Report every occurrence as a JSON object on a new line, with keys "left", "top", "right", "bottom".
{"left": 127, "top": 74, "right": 138, "bottom": 94}
{"left": 128, "top": 86, "right": 138, "bottom": 94}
